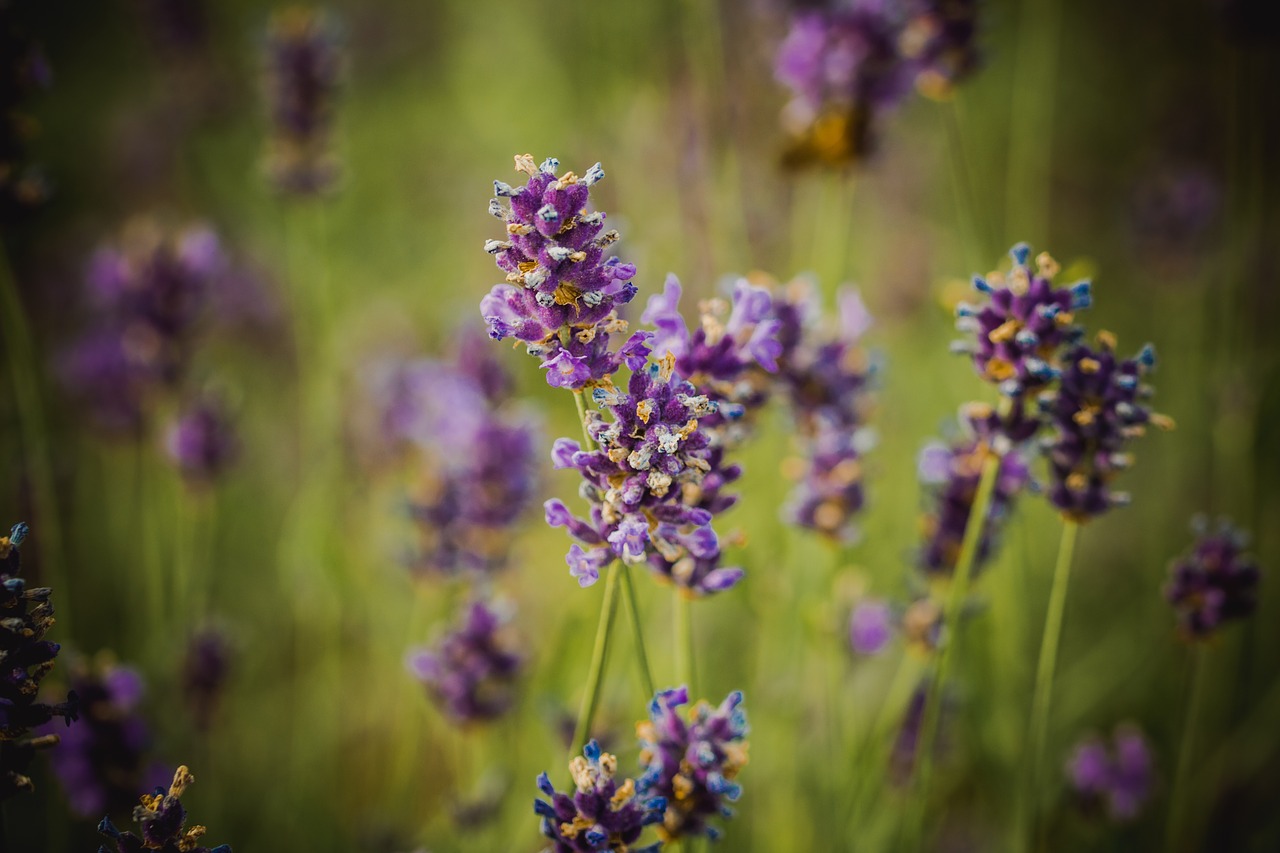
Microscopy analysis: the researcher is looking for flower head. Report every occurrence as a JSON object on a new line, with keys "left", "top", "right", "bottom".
{"left": 97, "top": 765, "right": 232, "bottom": 853}
{"left": 1065, "top": 726, "right": 1154, "bottom": 822}
{"left": 1165, "top": 518, "right": 1260, "bottom": 640}
{"left": 407, "top": 599, "right": 522, "bottom": 725}
{"left": 262, "top": 6, "right": 342, "bottom": 195}
{"left": 0, "top": 523, "right": 77, "bottom": 800}
{"left": 164, "top": 393, "right": 239, "bottom": 483}
{"left": 636, "top": 687, "right": 749, "bottom": 842}
{"left": 534, "top": 739, "right": 665, "bottom": 852}
{"left": 1039, "top": 333, "right": 1172, "bottom": 521}
{"left": 849, "top": 598, "right": 893, "bottom": 656}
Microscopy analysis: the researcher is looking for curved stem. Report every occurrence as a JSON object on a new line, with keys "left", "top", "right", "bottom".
{"left": 904, "top": 451, "right": 1002, "bottom": 847}
{"left": 569, "top": 559, "right": 622, "bottom": 766}
{"left": 674, "top": 588, "right": 694, "bottom": 695}
{"left": 1166, "top": 644, "right": 1209, "bottom": 852}
{"left": 620, "top": 564, "right": 656, "bottom": 700}
{"left": 1019, "top": 518, "right": 1080, "bottom": 850}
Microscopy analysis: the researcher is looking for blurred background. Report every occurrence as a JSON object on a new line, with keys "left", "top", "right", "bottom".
{"left": 1, "top": 0, "right": 1278, "bottom": 849}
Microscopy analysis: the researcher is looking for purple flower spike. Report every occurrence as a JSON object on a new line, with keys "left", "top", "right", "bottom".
{"left": 1065, "top": 725, "right": 1154, "bottom": 822}
{"left": 407, "top": 599, "right": 522, "bottom": 725}
{"left": 481, "top": 156, "right": 640, "bottom": 390}
{"left": 849, "top": 599, "right": 893, "bottom": 655}
{"left": 1165, "top": 518, "right": 1260, "bottom": 640}
{"left": 534, "top": 740, "right": 666, "bottom": 852}
{"left": 97, "top": 765, "right": 232, "bottom": 853}
{"left": 637, "top": 687, "right": 749, "bottom": 843}
{"left": 164, "top": 393, "right": 239, "bottom": 483}
{"left": 1040, "top": 333, "right": 1173, "bottom": 521}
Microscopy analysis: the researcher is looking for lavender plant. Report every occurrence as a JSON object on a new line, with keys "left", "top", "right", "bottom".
{"left": 97, "top": 765, "right": 231, "bottom": 853}
{"left": 534, "top": 739, "right": 666, "bottom": 853}
{"left": 164, "top": 392, "right": 240, "bottom": 484}
{"left": 407, "top": 598, "right": 523, "bottom": 725}
{"left": 1065, "top": 726, "right": 1154, "bottom": 822}
{"left": 1164, "top": 518, "right": 1260, "bottom": 640}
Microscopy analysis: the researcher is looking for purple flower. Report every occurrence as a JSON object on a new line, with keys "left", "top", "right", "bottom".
{"left": 1164, "top": 518, "right": 1260, "bottom": 640}
{"left": 407, "top": 599, "right": 522, "bottom": 725}
{"left": 480, "top": 156, "right": 639, "bottom": 390}
{"left": 45, "top": 657, "right": 158, "bottom": 818}
{"left": 164, "top": 393, "right": 239, "bottom": 483}
{"left": 97, "top": 765, "right": 232, "bottom": 853}
{"left": 261, "top": 7, "right": 342, "bottom": 195}
{"left": 566, "top": 544, "right": 611, "bottom": 588}
{"left": 181, "top": 627, "right": 232, "bottom": 732}
{"left": 534, "top": 739, "right": 665, "bottom": 852}
{"left": 1065, "top": 726, "right": 1154, "bottom": 822}
{"left": 785, "top": 418, "right": 867, "bottom": 543}
{"left": 900, "top": 0, "right": 982, "bottom": 99}
{"left": 849, "top": 598, "right": 893, "bottom": 655}
{"left": 0, "top": 523, "right": 77, "bottom": 801}
{"left": 637, "top": 687, "right": 749, "bottom": 842}
{"left": 1040, "top": 334, "right": 1173, "bottom": 521}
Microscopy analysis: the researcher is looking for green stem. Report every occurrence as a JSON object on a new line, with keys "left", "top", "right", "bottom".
{"left": 620, "top": 564, "right": 656, "bottom": 700}
{"left": 904, "top": 452, "right": 1002, "bottom": 846}
{"left": 569, "top": 559, "right": 622, "bottom": 766}
{"left": 674, "top": 588, "right": 694, "bottom": 694}
{"left": 0, "top": 245, "right": 68, "bottom": 634}
{"left": 1019, "top": 518, "right": 1080, "bottom": 850}
{"left": 1166, "top": 644, "right": 1209, "bottom": 852}
{"left": 942, "top": 98, "right": 987, "bottom": 269}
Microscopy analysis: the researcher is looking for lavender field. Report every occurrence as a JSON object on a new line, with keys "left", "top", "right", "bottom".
{"left": 1, "top": 0, "right": 1278, "bottom": 850}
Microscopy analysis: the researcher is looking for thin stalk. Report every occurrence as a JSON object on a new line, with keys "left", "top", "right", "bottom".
{"left": 568, "top": 559, "right": 622, "bottom": 765}
{"left": 1019, "top": 518, "right": 1080, "bottom": 849}
{"left": 1166, "top": 644, "right": 1210, "bottom": 852}
{"left": 0, "top": 246, "right": 68, "bottom": 633}
{"left": 620, "top": 564, "right": 656, "bottom": 699}
{"left": 674, "top": 588, "right": 694, "bottom": 694}
{"left": 903, "top": 452, "right": 1002, "bottom": 846}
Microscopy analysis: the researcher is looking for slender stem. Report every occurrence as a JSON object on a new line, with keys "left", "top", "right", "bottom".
{"left": 620, "top": 564, "right": 656, "bottom": 699}
{"left": 573, "top": 389, "right": 592, "bottom": 447}
{"left": 904, "top": 452, "right": 1002, "bottom": 846}
{"left": 1019, "top": 518, "right": 1080, "bottom": 850}
{"left": 1166, "top": 644, "right": 1210, "bottom": 852}
{"left": 0, "top": 246, "right": 68, "bottom": 634}
{"left": 569, "top": 559, "right": 622, "bottom": 765}
{"left": 674, "top": 588, "right": 694, "bottom": 694}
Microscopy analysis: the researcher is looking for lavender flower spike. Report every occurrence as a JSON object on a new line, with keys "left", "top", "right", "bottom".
{"left": 480, "top": 155, "right": 639, "bottom": 390}
{"left": 1164, "top": 517, "right": 1260, "bottom": 640}
{"left": 1065, "top": 726, "right": 1154, "bottom": 822}
{"left": 637, "top": 687, "right": 749, "bottom": 842}
{"left": 98, "top": 765, "right": 232, "bottom": 853}
{"left": 407, "top": 599, "right": 522, "bottom": 725}
{"left": 534, "top": 739, "right": 665, "bottom": 852}
{"left": 164, "top": 393, "right": 240, "bottom": 483}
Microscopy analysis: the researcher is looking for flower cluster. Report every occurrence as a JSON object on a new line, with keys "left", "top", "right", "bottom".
{"left": 772, "top": 281, "right": 876, "bottom": 543}
{"left": 1164, "top": 518, "right": 1260, "bottom": 640}
{"left": 164, "top": 392, "right": 240, "bottom": 483}
{"left": 407, "top": 599, "right": 523, "bottom": 725}
{"left": 534, "top": 740, "right": 666, "bottom": 853}
{"left": 774, "top": 0, "right": 980, "bottom": 166}
{"left": 0, "top": 523, "right": 77, "bottom": 800}
{"left": 46, "top": 657, "right": 158, "bottom": 818}
{"left": 547, "top": 356, "right": 738, "bottom": 593}
{"left": 1065, "top": 726, "right": 1154, "bottom": 822}
{"left": 916, "top": 408, "right": 1032, "bottom": 577}
{"left": 481, "top": 155, "right": 639, "bottom": 390}
{"left": 636, "top": 687, "right": 749, "bottom": 843}
{"left": 1040, "top": 333, "right": 1172, "bottom": 520}
{"left": 98, "top": 765, "right": 232, "bottom": 853}
{"left": 261, "top": 6, "right": 342, "bottom": 195}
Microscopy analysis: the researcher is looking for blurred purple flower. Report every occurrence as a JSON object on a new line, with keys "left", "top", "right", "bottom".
{"left": 534, "top": 739, "right": 665, "bottom": 852}
{"left": 98, "top": 765, "right": 232, "bottom": 852}
{"left": 849, "top": 598, "right": 893, "bottom": 655}
{"left": 407, "top": 599, "right": 522, "bottom": 725}
{"left": 636, "top": 687, "right": 749, "bottom": 843}
{"left": 1065, "top": 726, "right": 1154, "bottom": 822}
{"left": 164, "top": 393, "right": 240, "bottom": 483}
{"left": 1165, "top": 518, "right": 1260, "bottom": 640}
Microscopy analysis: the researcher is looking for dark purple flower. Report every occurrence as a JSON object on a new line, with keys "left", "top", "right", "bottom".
{"left": 1164, "top": 518, "right": 1260, "bottom": 640}
{"left": 849, "top": 598, "right": 893, "bottom": 655}
{"left": 407, "top": 599, "right": 522, "bottom": 725}
{"left": 535, "top": 739, "right": 665, "bottom": 852}
{"left": 262, "top": 6, "right": 342, "bottom": 195}
{"left": 1065, "top": 726, "right": 1154, "bottom": 822}
{"left": 636, "top": 687, "right": 749, "bottom": 843}
{"left": 0, "top": 523, "right": 77, "bottom": 800}
{"left": 785, "top": 418, "right": 867, "bottom": 542}
{"left": 900, "top": 0, "right": 981, "bottom": 99}
{"left": 917, "top": 412, "right": 1031, "bottom": 576}
{"left": 1039, "top": 334, "right": 1173, "bottom": 521}
{"left": 45, "top": 657, "right": 158, "bottom": 818}
{"left": 164, "top": 393, "right": 239, "bottom": 483}
{"left": 889, "top": 679, "right": 952, "bottom": 786}
{"left": 181, "top": 627, "right": 232, "bottom": 732}
{"left": 480, "top": 156, "right": 639, "bottom": 389}
{"left": 97, "top": 765, "right": 232, "bottom": 853}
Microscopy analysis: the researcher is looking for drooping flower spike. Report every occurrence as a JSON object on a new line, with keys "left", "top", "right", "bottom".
{"left": 1164, "top": 517, "right": 1260, "bottom": 640}
{"left": 1039, "top": 332, "right": 1173, "bottom": 521}
{"left": 1065, "top": 726, "right": 1154, "bottom": 822}
{"left": 407, "top": 599, "right": 523, "bottom": 725}
{"left": 98, "top": 765, "right": 232, "bottom": 853}
{"left": 534, "top": 739, "right": 666, "bottom": 852}
{"left": 637, "top": 687, "right": 749, "bottom": 842}
{"left": 481, "top": 156, "right": 639, "bottom": 390}
{"left": 0, "top": 523, "right": 78, "bottom": 800}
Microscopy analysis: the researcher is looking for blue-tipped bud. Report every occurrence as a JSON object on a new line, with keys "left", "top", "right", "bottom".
{"left": 9, "top": 522, "right": 28, "bottom": 547}
{"left": 583, "top": 739, "right": 601, "bottom": 762}
{"left": 955, "top": 302, "right": 979, "bottom": 318}
{"left": 584, "top": 162, "right": 605, "bottom": 185}
{"left": 540, "top": 157, "right": 560, "bottom": 174}
{"left": 1009, "top": 242, "right": 1031, "bottom": 265}
{"left": 537, "top": 204, "right": 559, "bottom": 223}
{"left": 493, "top": 180, "right": 515, "bottom": 197}
{"left": 1015, "top": 329, "right": 1040, "bottom": 347}
{"left": 1070, "top": 280, "right": 1093, "bottom": 309}
{"left": 972, "top": 274, "right": 994, "bottom": 293}
{"left": 536, "top": 771, "right": 555, "bottom": 797}
{"left": 487, "top": 198, "right": 505, "bottom": 218}
{"left": 533, "top": 798, "right": 557, "bottom": 819}
{"left": 1037, "top": 303, "right": 1062, "bottom": 320}
{"left": 1138, "top": 344, "right": 1157, "bottom": 368}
